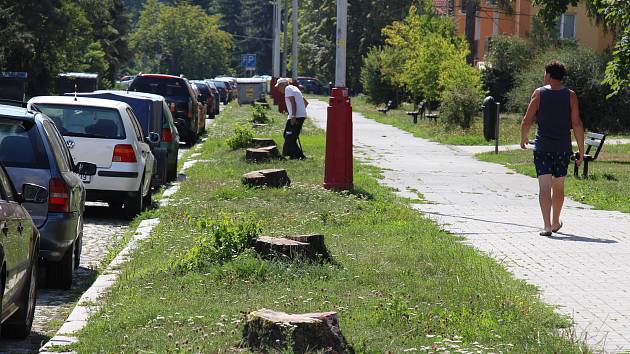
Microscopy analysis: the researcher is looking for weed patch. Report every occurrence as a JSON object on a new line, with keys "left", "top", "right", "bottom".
{"left": 226, "top": 125, "right": 255, "bottom": 150}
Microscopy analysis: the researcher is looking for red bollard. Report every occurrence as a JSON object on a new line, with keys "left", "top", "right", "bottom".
{"left": 324, "top": 87, "right": 353, "bottom": 190}
{"left": 278, "top": 91, "right": 287, "bottom": 114}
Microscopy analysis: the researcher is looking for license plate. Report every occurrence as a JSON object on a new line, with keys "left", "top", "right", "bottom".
{"left": 80, "top": 174, "right": 91, "bottom": 184}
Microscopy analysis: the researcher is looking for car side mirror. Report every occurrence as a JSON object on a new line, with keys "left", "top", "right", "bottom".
{"left": 20, "top": 183, "right": 48, "bottom": 204}
{"left": 146, "top": 132, "right": 160, "bottom": 145}
{"left": 197, "top": 94, "right": 203, "bottom": 102}
{"left": 75, "top": 162, "right": 97, "bottom": 176}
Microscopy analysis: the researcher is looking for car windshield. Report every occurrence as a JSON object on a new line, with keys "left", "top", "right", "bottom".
{"left": 34, "top": 104, "right": 126, "bottom": 140}
{"left": 213, "top": 81, "right": 226, "bottom": 89}
{"left": 130, "top": 77, "right": 189, "bottom": 97}
{"left": 0, "top": 121, "right": 49, "bottom": 169}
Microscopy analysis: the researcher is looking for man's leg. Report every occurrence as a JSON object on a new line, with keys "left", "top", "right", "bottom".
{"left": 293, "top": 118, "right": 306, "bottom": 158}
{"left": 282, "top": 120, "right": 295, "bottom": 157}
{"left": 551, "top": 177, "right": 565, "bottom": 230}
{"left": 538, "top": 174, "right": 553, "bottom": 232}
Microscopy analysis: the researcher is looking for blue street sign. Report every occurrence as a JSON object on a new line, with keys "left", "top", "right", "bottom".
{"left": 241, "top": 54, "right": 256, "bottom": 70}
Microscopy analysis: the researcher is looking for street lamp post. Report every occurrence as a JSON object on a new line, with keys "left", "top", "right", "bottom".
{"left": 324, "top": 0, "right": 352, "bottom": 190}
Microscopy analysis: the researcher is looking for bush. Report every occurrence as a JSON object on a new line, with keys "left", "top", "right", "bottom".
{"left": 173, "top": 216, "right": 261, "bottom": 272}
{"left": 360, "top": 46, "right": 404, "bottom": 106}
{"left": 483, "top": 35, "right": 532, "bottom": 106}
{"left": 439, "top": 52, "right": 485, "bottom": 129}
{"left": 226, "top": 125, "right": 255, "bottom": 150}
{"left": 251, "top": 105, "right": 269, "bottom": 124}
{"left": 507, "top": 46, "right": 630, "bottom": 133}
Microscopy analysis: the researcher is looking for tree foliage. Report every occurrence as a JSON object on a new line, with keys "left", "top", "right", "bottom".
{"left": 533, "top": 0, "right": 629, "bottom": 95}
{"left": 129, "top": 0, "right": 233, "bottom": 78}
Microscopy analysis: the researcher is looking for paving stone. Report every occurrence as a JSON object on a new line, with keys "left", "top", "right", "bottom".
{"left": 308, "top": 100, "right": 630, "bottom": 352}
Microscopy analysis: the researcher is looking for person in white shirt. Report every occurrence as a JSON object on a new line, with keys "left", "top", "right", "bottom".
{"left": 275, "top": 78, "right": 309, "bottom": 159}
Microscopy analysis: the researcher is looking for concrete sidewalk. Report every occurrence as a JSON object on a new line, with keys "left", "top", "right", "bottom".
{"left": 307, "top": 100, "right": 630, "bottom": 352}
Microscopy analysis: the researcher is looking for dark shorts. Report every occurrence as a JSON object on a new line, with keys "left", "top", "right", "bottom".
{"left": 533, "top": 151, "right": 573, "bottom": 177}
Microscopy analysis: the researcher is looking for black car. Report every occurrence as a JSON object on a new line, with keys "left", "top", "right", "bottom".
{"left": 129, "top": 74, "right": 202, "bottom": 146}
{"left": 204, "top": 80, "right": 221, "bottom": 116}
{"left": 212, "top": 80, "right": 229, "bottom": 104}
{"left": 191, "top": 81, "right": 215, "bottom": 119}
{"left": 0, "top": 162, "right": 45, "bottom": 338}
{"left": 0, "top": 104, "right": 96, "bottom": 289}
{"left": 297, "top": 77, "right": 326, "bottom": 94}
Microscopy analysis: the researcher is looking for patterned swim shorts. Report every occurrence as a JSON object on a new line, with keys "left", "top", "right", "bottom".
{"left": 533, "top": 151, "right": 573, "bottom": 177}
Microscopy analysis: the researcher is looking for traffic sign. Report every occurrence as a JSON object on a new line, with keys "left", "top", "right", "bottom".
{"left": 241, "top": 54, "right": 256, "bottom": 70}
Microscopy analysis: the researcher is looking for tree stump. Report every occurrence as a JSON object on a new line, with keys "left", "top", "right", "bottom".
{"left": 251, "top": 138, "right": 277, "bottom": 148}
{"left": 285, "top": 234, "right": 331, "bottom": 260}
{"left": 246, "top": 148, "right": 271, "bottom": 163}
{"left": 252, "top": 123, "right": 268, "bottom": 129}
{"left": 242, "top": 169, "right": 290, "bottom": 188}
{"left": 243, "top": 309, "right": 353, "bottom": 354}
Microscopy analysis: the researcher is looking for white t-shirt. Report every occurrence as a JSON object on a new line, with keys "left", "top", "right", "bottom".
{"left": 284, "top": 85, "right": 307, "bottom": 119}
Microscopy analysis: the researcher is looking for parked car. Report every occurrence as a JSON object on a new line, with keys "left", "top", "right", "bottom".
{"left": 0, "top": 162, "right": 44, "bottom": 338}
{"left": 297, "top": 76, "right": 326, "bottom": 94}
{"left": 217, "top": 79, "right": 237, "bottom": 102}
{"left": 204, "top": 80, "right": 221, "bottom": 116}
{"left": 212, "top": 80, "right": 229, "bottom": 104}
{"left": 117, "top": 91, "right": 180, "bottom": 182}
{"left": 128, "top": 74, "right": 202, "bottom": 146}
{"left": 191, "top": 81, "right": 215, "bottom": 119}
{"left": 68, "top": 90, "right": 179, "bottom": 186}
{"left": 28, "top": 96, "right": 156, "bottom": 219}
{"left": 189, "top": 84, "right": 207, "bottom": 135}
{"left": 0, "top": 104, "right": 97, "bottom": 289}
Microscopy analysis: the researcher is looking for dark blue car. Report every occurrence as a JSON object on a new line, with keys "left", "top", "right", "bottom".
{"left": 0, "top": 104, "right": 96, "bottom": 289}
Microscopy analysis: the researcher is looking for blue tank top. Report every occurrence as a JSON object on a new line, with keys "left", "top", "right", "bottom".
{"left": 535, "top": 86, "right": 572, "bottom": 152}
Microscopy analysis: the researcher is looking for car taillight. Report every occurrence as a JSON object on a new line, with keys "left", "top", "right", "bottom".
{"left": 112, "top": 144, "right": 137, "bottom": 163}
{"left": 162, "top": 127, "right": 172, "bottom": 142}
{"left": 168, "top": 102, "right": 176, "bottom": 112}
{"left": 49, "top": 178, "right": 69, "bottom": 213}
{"left": 188, "top": 99, "right": 193, "bottom": 118}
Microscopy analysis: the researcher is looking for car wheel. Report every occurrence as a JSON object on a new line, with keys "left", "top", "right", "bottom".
{"left": 185, "top": 133, "right": 197, "bottom": 147}
{"left": 143, "top": 187, "right": 153, "bottom": 210}
{"left": 123, "top": 179, "right": 144, "bottom": 220}
{"left": 46, "top": 241, "right": 74, "bottom": 290}
{"left": 74, "top": 233, "right": 82, "bottom": 269}
{"left": 1, "top": 250, "right": 38, "bottom": 339}
{"left": 167, "top": 161, "right": 178, "bottom": 182}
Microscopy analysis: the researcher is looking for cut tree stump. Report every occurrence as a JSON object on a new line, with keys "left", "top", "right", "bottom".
{"left": 245, "top": 146, "right": 281, "bottom": 163}
{"left": 242, "top": 169, "right": 290, "bottom": 188}
{"left": 252, "top": 123, "right": 268, "bottom": 129}
{"left": 251, "top": 138, "right": 277, "bottom": 148}
{"left": 243, "top": 309, "right": 353, "bottom": 354}
{"left": 285, "top": 234, "right": 331, "bottom": 260}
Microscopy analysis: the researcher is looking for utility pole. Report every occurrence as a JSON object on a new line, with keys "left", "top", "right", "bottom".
{"left": 324, "top": 0, "right": 352, "bottom": 190}
{"left": 282, "top": 0, "right": 289, "bottom": 77}
{"left": 272, "top": 0, "right": 281, "bottom": 77}
{"left": 292, "top": 0, "right": 298, "bottom": 80}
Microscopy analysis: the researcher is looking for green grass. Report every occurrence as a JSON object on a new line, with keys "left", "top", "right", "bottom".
{"left": 478, "top": 145, "right": 630, "bottom": 213}
{"left": 72, "top": 102, "right": 587, "bottom": 353}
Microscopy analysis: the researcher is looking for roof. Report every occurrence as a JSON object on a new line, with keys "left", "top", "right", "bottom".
{"left": 236, "top": 78, "right": 266, "bottom": 84}
{"left": 433, "top": 0, "right": 449, "bottom": 15}
{"left": 27, "top": 96, "right": 130, "bottom": 110}
{"left": 58, "top": 72, "right": 98, "bottom": 79}
{"left": 137, "top": 74, "right": 184, "bottom": 80}
{"left": 0, "top": 72, "right": 28, "bottom": 79}
{"left": 100, "top": 90, "right": 166, "bottom": 102}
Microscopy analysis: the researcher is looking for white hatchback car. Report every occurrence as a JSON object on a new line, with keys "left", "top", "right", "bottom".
{"left": 28, "top": 96, "right": 157, "bottom": 219}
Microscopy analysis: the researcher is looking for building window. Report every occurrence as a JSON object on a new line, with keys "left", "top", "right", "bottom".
{"left": 556, "top": 13, "right": 576, "bottom": 39}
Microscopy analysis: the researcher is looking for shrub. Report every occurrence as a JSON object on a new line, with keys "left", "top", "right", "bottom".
{"left": 507, "top": 46, "right": 630, "bottom": 133}
{"left": 226, "top": 125, "right": 254, "bottom": 150}
{"left": 360, "top": 46, "right": 402, "bottom": 106}
{"left": 251, "top": 105, "right": 269, "bottom": 124}
{"left": 483, "top": 35, "right": 532, "bottom": 106}
{"left": 173, "top": 215, "right": 261, "bottom": 272}
{"left": 439, "top": 52, "right": 485, "bottom": 129}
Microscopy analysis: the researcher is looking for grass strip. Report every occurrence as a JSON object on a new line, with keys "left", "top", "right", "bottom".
{"left": 478, "top": 145, "right": 630, "bottom": 213}
{"left": 73, "top": 101, "right": 587, "bottom": 353}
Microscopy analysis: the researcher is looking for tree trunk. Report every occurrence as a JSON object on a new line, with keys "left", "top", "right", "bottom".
{"left": 464, "top": 0, "right": 478, "bottom": 64}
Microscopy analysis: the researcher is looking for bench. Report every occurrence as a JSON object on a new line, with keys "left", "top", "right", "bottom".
{"left": 574, "top": 132, "right": 606, "bottom": 179}
{"left": 377, "top": 100, "right": 394, "bottom": 114}
{"left": 406, "top": 102, "right": 425, "bottom": 124}
{"left": 425, "top": 112, "right": 438, "bottom": 123}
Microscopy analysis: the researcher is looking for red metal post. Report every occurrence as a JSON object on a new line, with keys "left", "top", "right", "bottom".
{"left": 324, "top": 87, "right": 353, "bottom": 190}
{"left": 270, "top": 77, "right": 279, "bottom": 105}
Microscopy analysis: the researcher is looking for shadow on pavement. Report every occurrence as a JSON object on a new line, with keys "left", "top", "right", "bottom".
{"left": 546, "top": 232, "right": 618, "bottom": 244}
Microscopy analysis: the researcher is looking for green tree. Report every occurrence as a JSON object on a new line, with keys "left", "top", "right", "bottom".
{"left": 130, "top": 0, "right": 233, "bottom": 78}
{"left": 533, "top": 0, "right": 629, "bottom": 95}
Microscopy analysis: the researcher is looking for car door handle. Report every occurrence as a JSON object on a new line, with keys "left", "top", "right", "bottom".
{"left": 1, "top": 223, "right": 8, "bottom": 235}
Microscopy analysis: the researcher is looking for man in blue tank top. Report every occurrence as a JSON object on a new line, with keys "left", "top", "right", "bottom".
{"left": 520, "top": 60, "right": 585, "bottom": 236}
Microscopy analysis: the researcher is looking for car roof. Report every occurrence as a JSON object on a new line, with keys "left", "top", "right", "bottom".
{"left": 28, "top": 96, "right": 129, "bottom": 110}
{"left": 0, "top": 103, "right": 52, "bottom": 128}
{"left": 94, "top": 90, "right": 166, "bottom": 103}
{"left": 137, "top": 74, "right": 185, "bottom": 80}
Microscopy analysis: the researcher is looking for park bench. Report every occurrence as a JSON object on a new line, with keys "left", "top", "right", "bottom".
{"left": 425, "top": 112, "right": 438, "bottom": 123}
{"left": 406, "top": 102, "right": 425, "bottom": 124}
{"left": 574, "top": 132, "right": 606, "bottom": 179}
{"left": 377, "top": 100, "right": 393, "bottom": 114}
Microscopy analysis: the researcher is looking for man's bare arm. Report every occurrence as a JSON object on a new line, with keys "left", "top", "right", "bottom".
{"left": 520, "top": 89, "right": 539, "bottom": 149}
{"left": 570, "top": 90, "right": 585, "bottom": 166}
{"left": 303, "top": 97, "right": 309, "bottom": 107}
